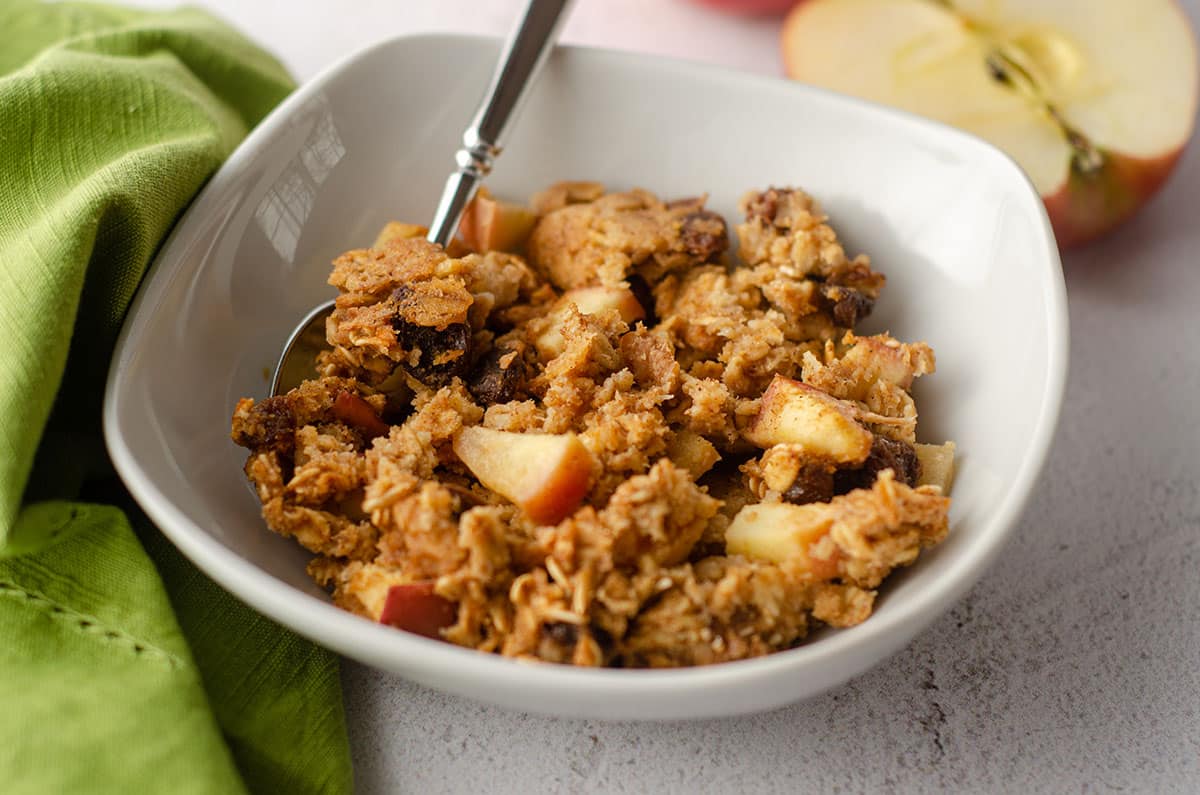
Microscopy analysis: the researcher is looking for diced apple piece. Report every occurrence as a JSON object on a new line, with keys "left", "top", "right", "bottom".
{"left": 562, "top": 286, "right": 646, "bottom": 324}
{"left": 535, "top": 285, "right": 647, "bottom": 358}
{"left": 915, "top": 441, "right": 956, "bottom": 493}
{"left": 374, "top": 221, "right": 428, "bottom": 249}
{"left": 665, "top": 430, "right": 721, "bottom": 477}
{"left": 453, "top": 426, "right": 594, "bottom": 525}
{"left": 725, "top": 502, "right": 840, "bottom": 580}
{"left": 459, "top": 187, "right": 537, "bottom": 253}
{"left": 379, "top": 582, "right": 457, "bottom": 639}
{"left": 331, "top": 391, "right": 390, "bottom": 438}
{"left": 744, "top": 376, "right": 872, "bottom": 464}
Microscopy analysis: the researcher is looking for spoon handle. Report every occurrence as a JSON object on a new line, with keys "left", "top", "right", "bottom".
{"left": 427, "top": 0, "right": 575, "bottom": 247}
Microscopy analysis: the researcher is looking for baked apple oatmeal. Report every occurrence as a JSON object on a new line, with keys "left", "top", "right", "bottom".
{"left": 231, "top": 183, "right": 956, "bottom": 667}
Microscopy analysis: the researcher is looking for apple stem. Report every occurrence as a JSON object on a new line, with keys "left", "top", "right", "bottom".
{"left": 983, "top": 50, "right": 1104, "bottom": 177}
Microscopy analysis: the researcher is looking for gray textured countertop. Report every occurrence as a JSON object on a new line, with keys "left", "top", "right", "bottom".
{"left": 339, "top": 97, "right": 1200, "bottom": 795}
{"left": 130, "top": 0, "right": 1200, "bottom": 789}
{"left": 342, "top": 164, "right": 1200, "bottom": 792}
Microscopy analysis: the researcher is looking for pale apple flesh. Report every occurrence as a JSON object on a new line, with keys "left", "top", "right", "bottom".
{"left": 561, "top": 285, "right": 647, "bottom": 323}
{"left": 914, "top": 441, "right": 956, "bottom": 493}
{"left": 452, "top": 426, "right": 595, "bottom": 525}
{"left": 743, "top": 375, "right": 873, "bottom": 465}
{"left": 535, "top": 285, "right": 647, "bottom": 358}
{"left": 665, "top": 429, "right": 722, "bottom": 477}
{"left": 781, "top": 0, "right": 1198, "bottom": 247}
{"left": 724, "top": 502, "right": 842, "bottom": 580}
{"left": 379, "top": 582, "right": 457, "bottom": 639}
{"left": 458, "top": 187, "right": 538, "bottom": 253}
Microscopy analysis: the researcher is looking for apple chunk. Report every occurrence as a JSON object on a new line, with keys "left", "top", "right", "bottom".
{"left": 914, "top": 441, "right": 956, "bottom": 493}
{"left": 561, "top": 285, "right": 647, "bottom": 323}
{"left": 665, "top": 430, "right": 722, "bottom": 477}
{"left": 725, "top": 502, "right": 840, "bottom": 580}
{"left": 744, "top": 376, "right": 872, "bottom": 464}
{"left": 453, "top": 426, "right": 594, "bottom": 525}
{"left": 781, "top": 0, "right": 1198, "bottom": 247}
{"left": 459, "top": 187, "right": 537, "bottom": 253}
{"left": 379, "top": 582, "right": 457, "bottom": 639}
{"left": 535, "top": 285, "right": 647, "bottom": 358}
{"left": 331, "top": 391, "right": 390, "bottom": 439}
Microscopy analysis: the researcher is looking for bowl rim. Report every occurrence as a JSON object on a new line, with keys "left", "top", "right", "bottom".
{"left": 102, "top": 32, "right": 1068, "bottom": 705}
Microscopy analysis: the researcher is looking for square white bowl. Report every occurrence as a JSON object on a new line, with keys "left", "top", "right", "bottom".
{"left": 103, "top": 33, "right": 1067, "bottom": 720}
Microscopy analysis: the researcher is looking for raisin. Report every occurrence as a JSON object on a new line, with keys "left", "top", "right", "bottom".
{"left": 235, "top": 395, "right": 295, "bottom": 457}
{"left": 545, "top": 622, "right": 579, "bottom": 646}
{"left": 466, "top": 345, "right": 525, "bottom": 405}
{"left": 834, "top": 435, "right": 922, "bottom": 493}
{"left": 625, "top": 273, "right": 657, "bottom": 326}
{"left": 819, "top": 283, "right": 875, "bottom": 328}
{"left": 393, "top": 320, "right": 472, "bottom": 387}
{"left": 679, "top": 210, "right": 728, "bottom": 262}
{"left": 782, "top": 464, "right": 835, "bottom": 505}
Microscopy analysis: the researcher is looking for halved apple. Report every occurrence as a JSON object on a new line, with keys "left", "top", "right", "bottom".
{"left": 453, "top": 426, "right": 594, "bottom": 525}
{"left": 458, "top": 187, "right": 538, "bottom": 253}
{"left": 725, "top": 502, "right": 841, "bottom": 580}
{"left": 379, "top": 582, "right": 457, "bottom": 639}
{"left": 743, "top": 375, "right": 873, "bottom": 464}
{"left": 781, "top": 0, "right": 1198, "bottom": 247}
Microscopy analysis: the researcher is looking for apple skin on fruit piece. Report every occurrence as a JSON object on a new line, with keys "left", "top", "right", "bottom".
{"left": 1043, "top": 149, "right": 1181, "bottom": 249}
{"left": 725, "top": 502, "right": 841, "bottom": 580}
{"left": 780, "top": 0, "right": 1198, "bottom": 248}
{"left": 743, "top": 375, "right": 873, "bottom": 465}
{"left": 379, "top": 582, "right": 457, "bottom": 639}
{"left": 459, "top": 187, "right": 537, "bottom": 253}
{"left": 331, "top": 391, "right": 390, "bottom": 439}
{"left": 690, "top": 0, "right": 798, "bottom": 14}
{"left": 452, "top": 426, "right": 595, "bottom": 525}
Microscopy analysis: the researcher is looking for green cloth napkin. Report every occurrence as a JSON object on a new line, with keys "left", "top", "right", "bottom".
{"left": 0, "top": 3, "right": 353, "bottom": 793}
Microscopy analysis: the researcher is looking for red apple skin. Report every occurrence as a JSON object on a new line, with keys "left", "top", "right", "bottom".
{"left": 692, "top": 0, "right": 797, "bottom": 14}
{"left": 1044, "top": 148, "right": 1184, "bottom": 249}
{"left": 780, "top": 0, "right": 1197, "bottom": 250}
{"left": 520, "top": 438, "right": 594, "bottom": 526}
{"left": 379, "top": 582, "right": 457, "bottom": 639}
{"left": 454, "top": 427, "right": 595, "bottom": 526}
{"left": 331, "top": 391, "right": 390, "bottom": 439}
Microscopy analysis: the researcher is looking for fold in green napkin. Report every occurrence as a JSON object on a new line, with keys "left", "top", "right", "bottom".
{"left": 0, "top": 3, "right": 352, "bottom": 793}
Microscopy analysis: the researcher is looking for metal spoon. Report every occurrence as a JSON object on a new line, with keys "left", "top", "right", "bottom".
{"left": 271, "top": 0, "right": 575, "bottom": 396}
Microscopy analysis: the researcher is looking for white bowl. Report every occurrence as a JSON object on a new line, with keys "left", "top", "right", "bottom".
{"left": 103, "top": 33, "right": 1067, "bottom": 720}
